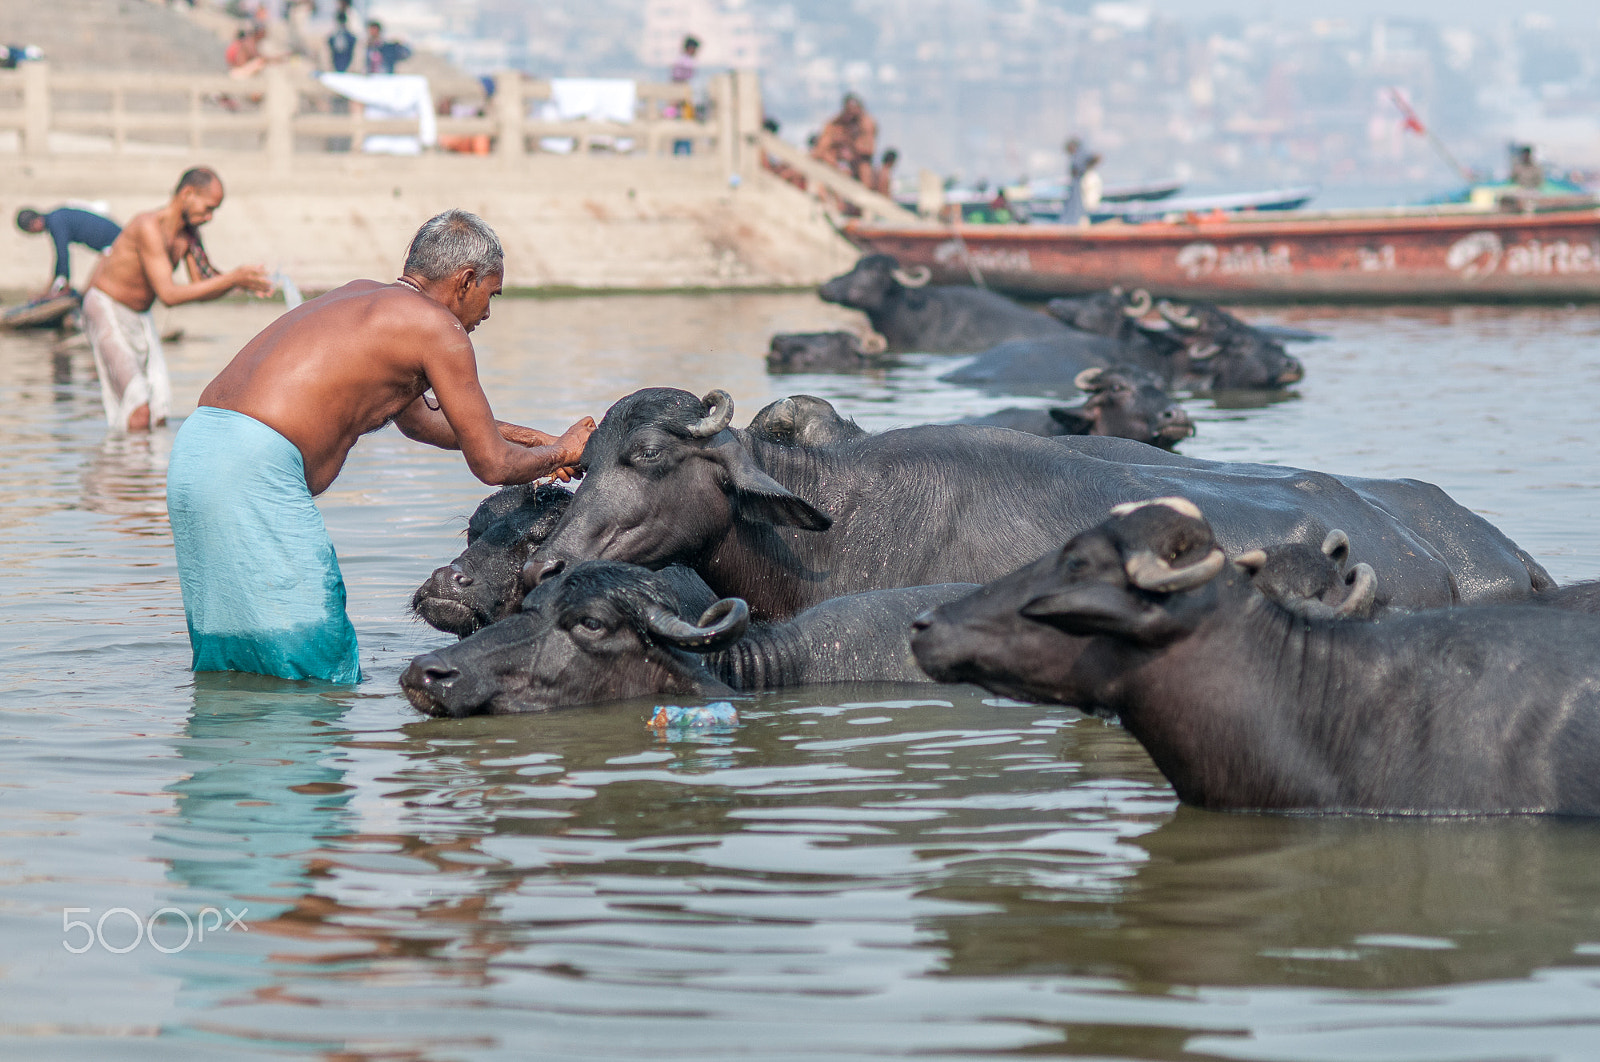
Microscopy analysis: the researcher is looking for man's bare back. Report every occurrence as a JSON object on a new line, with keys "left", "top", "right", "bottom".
{"left": 90, "top": 174, "right": 270, "bottom": 314}
{"left": 199, "top": 272, "right": 593, "bottom": 496}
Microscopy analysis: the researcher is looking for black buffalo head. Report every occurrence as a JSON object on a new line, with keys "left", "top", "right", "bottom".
{"left": 1044, "top": 287, "right": 1152, "bottom": 340}
{"left": 1233, "top": 529, "right": 1378, "bottom": 620}
{"left": 1051, "top": 367, "right": 1194, "bottom": 450}
{"left": 766, "top": 330, "right": 891, "bottom": 373}
{"left": 746, "top": 394, "right": 867, "bottom": 448}
{"left": 526, "top": 388, "right": 832, "bottom": 586}
{"left": 401, "top": 562, "right": 735, "bottom": 717}
{"left": 912, "top": 498, "right": 1367, "bottom": 702}
{"left": 1156, "top": 301, "right": 1305, "bottom": 390}
{"left": 412, "top": 484, "right": 573, "bottom": 637}
{"left": 817, "top": 254, "right": 931, "bottom": 313}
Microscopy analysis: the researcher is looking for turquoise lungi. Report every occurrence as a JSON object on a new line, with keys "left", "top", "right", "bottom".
{"left": 167, "top": 407, "right": 361, "bottom": 683}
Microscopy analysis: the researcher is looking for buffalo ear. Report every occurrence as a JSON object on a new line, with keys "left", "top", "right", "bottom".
{"left": 715, "top": 444, "right": 833, "bottom": 531}
{"left": 1048, "top": 406, "right": 1095, "bottom": 435}
{"left": 1020, "top": 582, "right": 1173, "bottom": 643}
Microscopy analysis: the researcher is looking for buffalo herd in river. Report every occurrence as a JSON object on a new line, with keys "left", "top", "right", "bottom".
{"left": 402, "top": 254, "right": 1600, "bottom": 818}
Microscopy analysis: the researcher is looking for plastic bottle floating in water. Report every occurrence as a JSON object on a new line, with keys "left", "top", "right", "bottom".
{"left": 647, "top": 701, "right": 740, "bottom": 731}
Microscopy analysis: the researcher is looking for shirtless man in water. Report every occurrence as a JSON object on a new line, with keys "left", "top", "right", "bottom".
{"left": 166, "top": 208, "right": 595, "bottom": 684}
{"left": 86, "top": 166, "right": 273, "bottom": 431}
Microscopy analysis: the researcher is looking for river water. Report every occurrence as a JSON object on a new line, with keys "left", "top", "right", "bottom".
{"left": 2, "top": 293, "right": 1598, "bottom": 1061}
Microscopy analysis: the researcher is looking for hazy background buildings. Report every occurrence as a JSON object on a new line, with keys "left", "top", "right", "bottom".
{"left": 359, "top": 0, "right": 1600, "bottom": 201}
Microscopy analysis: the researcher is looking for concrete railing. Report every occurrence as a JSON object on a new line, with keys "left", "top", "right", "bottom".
{"left": 0, "top": 62, "right": 770, "bottom": 176}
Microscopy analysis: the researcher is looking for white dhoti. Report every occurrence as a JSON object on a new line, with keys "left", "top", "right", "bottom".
{"left": 82, "top": 286, "right": 171, "bottom": 430}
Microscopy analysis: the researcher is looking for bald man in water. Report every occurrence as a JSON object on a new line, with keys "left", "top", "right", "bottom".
{"left": 166, "top": 208, "right": 594, "bottom": 683}
{"left": 86, "top": 166, "right": 274, "bottom": 431}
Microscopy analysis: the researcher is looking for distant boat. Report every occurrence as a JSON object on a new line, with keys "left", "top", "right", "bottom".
{"left": 843, "top": 198, "right": 1600, "bottom": 302}
{"left": 1091, "top": 185, "right": 1320, "bottom": 222}
{"left": 1, "top": 292, "right": 80, "bottom": 330}
{"left": 1018, "top": 183, "right": 1313, "bottom": 223}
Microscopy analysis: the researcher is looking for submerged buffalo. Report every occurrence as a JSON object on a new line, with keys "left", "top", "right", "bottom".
{"left": 911, "top": 498, "right": 1600, "bottom": 816}
{"left": 412, "top": 484, "right": 572, "bottom": 637}
{"left": 524, "top": 388, "right": 1548, "bottom": 621}
{"left": 817, "top": 254, "right": 1068, "bottom": 353}
{"left": 401, "top": 560, "right": 974, "bottom": 716}
{"left": 957, "top": 368, "right": 1193, "bottom": 449}
{"left": 766, "top": 330, "right": 893, "bottom": 373}
{"left": 942, "top": 291, "right": 1305, "bottom": 396}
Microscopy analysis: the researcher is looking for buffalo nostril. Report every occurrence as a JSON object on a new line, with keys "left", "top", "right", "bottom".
{"left": 423, "top": 664, "right": 460, "bottom": 688}
{"left": 526, "top": 557, "right": 565, "bottom": 588}
{"left": 452, "top": 570, "right": 474, "bottom": 587}
{"left": 910, "top": 611, "right": 933, "bottom": 632}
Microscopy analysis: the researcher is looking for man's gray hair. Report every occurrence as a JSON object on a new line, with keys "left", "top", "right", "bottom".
{"left": 403, "top": 209, "right": 504, "bottom": 281}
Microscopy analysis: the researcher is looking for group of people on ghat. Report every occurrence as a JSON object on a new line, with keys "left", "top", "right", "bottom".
{"left": 24, "top": 140, "right": 1598, "bottom": 821}
{"left": 809, "top": 93, "right": 899, "bottom": 197}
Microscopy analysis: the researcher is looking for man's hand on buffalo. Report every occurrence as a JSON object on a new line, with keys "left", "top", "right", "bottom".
{"left": 499, "top": 416, "right": 594, "bottom": 482}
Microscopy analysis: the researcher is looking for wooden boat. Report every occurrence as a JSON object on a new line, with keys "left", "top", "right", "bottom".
{"left": 844, "top": 202, "right": 1600, "bottom": 302}
{"left": 1, "top": 292, "right": 80, "bottom": 329}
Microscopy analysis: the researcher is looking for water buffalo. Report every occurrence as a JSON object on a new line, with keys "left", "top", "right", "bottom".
{"left": 957, "top": 368, "right": 1193, "bottom": 450}
{"left": 817, "top": 254, "right": 1069, "bottom": 353}
{"left": 1232, "top": 528, "right": 1379, "bottom": 620}
{"left": 401, "top": 560, "right": 975, "bottom": 716}
{"left": 412, "top": 484, "right": 572, "bottom": 637}
{"left": 766, "top": 330, "right": 893, "bottom": 373}
{"left": 941, "top": 292, "right": 1305, "bottom": 396}
{"left": 911, "top": 498, "right": 1600, "bottom": 815}
{"left": 1531, "top": 580, "right": 1600, "bottom": 612}
{"left": 746, "top": 393, "right": 867, "bottom": 448}
{"left": 525, "top": 388, "right": 1549, "bottom": 621}
{"left": 1155, "top": 299, "right": 1306, "bottom": 391}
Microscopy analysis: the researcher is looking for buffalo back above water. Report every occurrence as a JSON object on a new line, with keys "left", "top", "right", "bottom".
{"left": 527, "top": 388, "right": 1548, "bottom": 621}
{"left": 817, "top": 254, "right": 1069, "bottom": 354}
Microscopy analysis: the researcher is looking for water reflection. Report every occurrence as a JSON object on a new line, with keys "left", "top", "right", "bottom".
{"left": 930, "top": 808, "right": 1600, "bottom": 992}
{"left": 5, "top": 296, "right": 1600, "bottom": 1059}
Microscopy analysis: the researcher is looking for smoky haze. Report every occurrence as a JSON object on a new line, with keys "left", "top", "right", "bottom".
{"left": 375, "top": 0, "right": 1600, "bottom": 197}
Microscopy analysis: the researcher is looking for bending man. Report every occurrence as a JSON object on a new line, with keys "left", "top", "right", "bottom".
{"left": 86, "top": 167, "right": 273, "bottom": 431}
{"left": 167, "top": 209, "right": 595, "bottom": 685}
{"left": 15, "top": 204, "right": 121, "bottom": 297}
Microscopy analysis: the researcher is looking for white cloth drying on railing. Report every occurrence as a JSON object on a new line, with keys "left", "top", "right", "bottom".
{"left": 317, "top": 73, "right": 436, "bottom": 154}
{"left": 543, "top": 79, "right": 637, "bottom": 123}
{"left": 536, "top": 79, "right": 638, "bottom": 154}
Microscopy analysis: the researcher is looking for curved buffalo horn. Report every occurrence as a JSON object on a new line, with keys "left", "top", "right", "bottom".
{"left": 858, "top": 330, "right": 888, "bottom": 355}
{"left": 1320, "top": 528, "right": 1351, "bottom": 563}
{"left": 1109, "top": 496, "right": 1205, "bottom": 521}
{"left": 1123, "top": 288, "right": 1153, "bottom": 316}
{"left": 1073, "top": 367, "right": 1106, "bottom": 392}
{"left": 641, "top": 597, "right": 750, "bottom": 652}
{"left": 761, "top": 396, "right": 798, "bottom": 438}
{"left": 1158, "top": 300, "right": 1201, "bottom": 330}
{"left": 1185, "top": 341, "right": 1221, "bottom": 363}
{"left": 890, "top": 265, "right": 932, "bottom": 288}
{"left": 1336, "top": 563, "right": 1378, "bottom": 617}
{"left": 1124, "top": 546, "right": 1225, "bottom": 593}
{"left": 686, "top": 389, "right": 735, "bottom": 438}
{"left": 1233, "top": 548, "right": 1269, "bottom": 574}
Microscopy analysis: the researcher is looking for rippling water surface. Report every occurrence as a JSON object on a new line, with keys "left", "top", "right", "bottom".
{"left": 2, "top": 293, "right": 1599, "bottom": 1060}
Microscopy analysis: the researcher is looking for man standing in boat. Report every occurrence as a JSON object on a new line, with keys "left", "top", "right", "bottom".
{"left": 85, "top": 167, "right": 274, "bottom": 432}
{"left": 166, "top": 209, "right": 594, "bottom": 685}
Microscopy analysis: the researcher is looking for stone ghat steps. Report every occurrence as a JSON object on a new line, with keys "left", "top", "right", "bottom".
{"left": 0, "top": 0, "right": 228, "bottom": 73}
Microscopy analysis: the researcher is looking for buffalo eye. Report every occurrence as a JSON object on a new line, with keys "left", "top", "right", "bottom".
{"left": 1065, "top": 556, "right": 1088, "bottom": 574}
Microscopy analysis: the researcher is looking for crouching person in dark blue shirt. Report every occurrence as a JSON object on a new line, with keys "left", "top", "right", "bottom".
{"left": 16, "top": 205, "right": 122, "bottom": 297}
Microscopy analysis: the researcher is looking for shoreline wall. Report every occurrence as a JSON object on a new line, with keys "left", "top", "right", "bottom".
{"left": 0, "top": 153, "right": 859, "bottom": 297}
